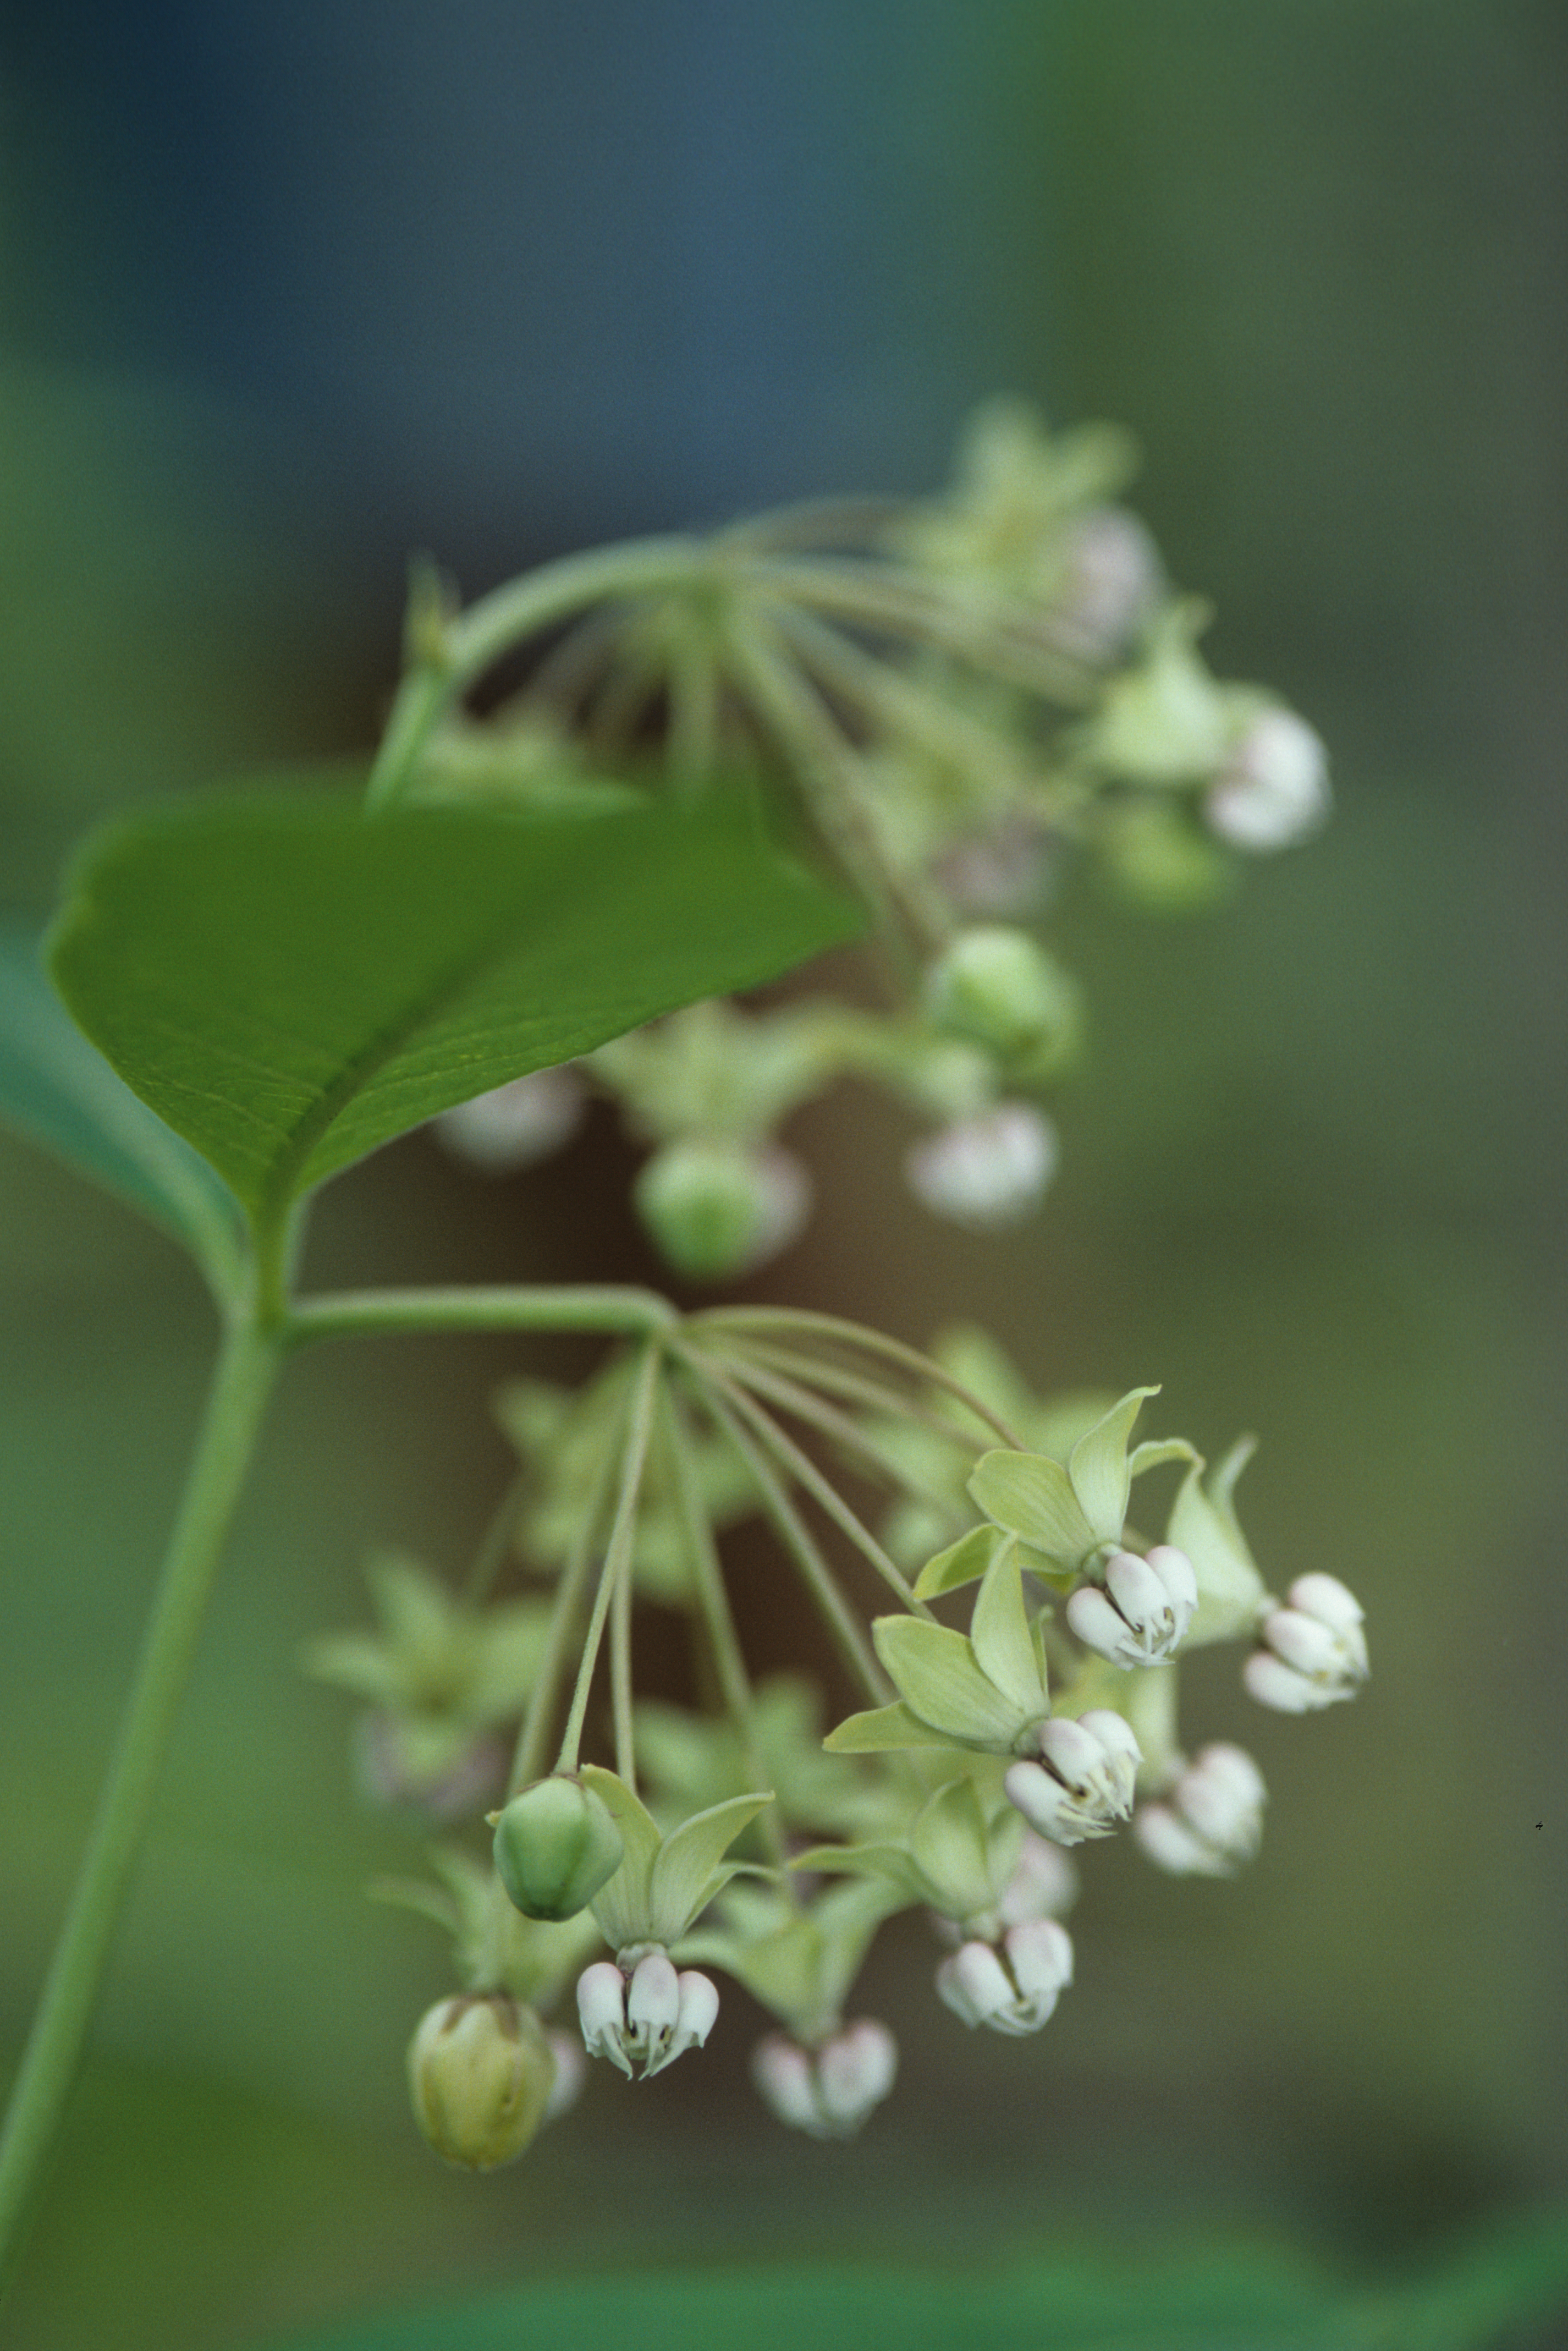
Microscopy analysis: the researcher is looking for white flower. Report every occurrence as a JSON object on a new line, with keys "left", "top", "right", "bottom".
{"left": 1065, "top": 1544, "right": 1198, "bottom": 1668}
{"left": 1204, "top": 710, "right": 1330, "bottom": 852}
{"left": 1053, "top": 508, "right": 1161, "bottom": 662}
{"left": 1135, "top": 1743, "right": 1267, "bottom": 1877}
{"left": 576, "top": 1952, "right": 719, "bottom": 2079}
{"left": 434, "top": 1067, "right": 586, "bottom": 1172}
{"left": 936, "top": 1919, "right": 1074, "bottom": 2036}
{"left": 751, "top": 2020, "right": 898, "bottom": 2140}
{"left": 994, "top": 1830, "right": 1079, "bottom": 1929}
{"left": 1244, "top": 1572, "right": 1368, "bottom": 1713}
{"left": 905, "top": 1104, "right": 1058, "bottom": 1228}
{"left": 1003, "top": 1709, "right": 1142, "bottom": 1845}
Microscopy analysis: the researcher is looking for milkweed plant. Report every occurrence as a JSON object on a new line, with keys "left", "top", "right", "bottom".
{"left": 0, "top": 400, "right": 1364, "bottom": 2236}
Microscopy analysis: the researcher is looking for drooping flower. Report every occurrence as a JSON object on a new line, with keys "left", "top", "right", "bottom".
{"left": 1136, "top": 1743, "right": 1266, "bottom": 1877}
{"left": 905, "top": 1103, "right": 1058, "bottom": 1229}
{"left": 751, "top": 2020, "right": 898, "bottom": 2139}
{"left": 1065, "top": 1544, "right": 1198, "bottom": 1668}
{"left": 936, "top": 1918, "right": 1074, "bottom": 2035}
{"left": 1204, "top": 708, "right": 1330, "bottom": 851}
{"left": 576, "top": 1953, "right": 720, "bottom": 2079}
{"left": 1003, "top": 1709, "right": 1142, "bottom": 1845}
{"left": 1244, "top": 1573, "right": 1368, "bottom": 1712}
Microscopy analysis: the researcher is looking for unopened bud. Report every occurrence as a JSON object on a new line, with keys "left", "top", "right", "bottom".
{"left": 634, "top": 1139, "right": 811, "bottom": 1281}
{"left": 751, "top": 2020, "right": 898, "bottom": 2139}
{"left": 1136, "top": 1743, "right": 1266, "bottom": 1877}
{"left": 407, "top": 1995, "right": 555, "bottom": 2170}
{"left": 492, "top": 1776, "right": 624, "bottom": 1922}
{"left": 905, "top": 1103, "right": 1058, "bottom": 1229}
{"left": 1065, "top": 1545, "right": 1198, "bottom": 1669}
{"left": 924, "top": 926, "right": 1080, "bottom": 1074}
{"left": 1004, "top": 1709, "right": 1142, "bottom": 1845}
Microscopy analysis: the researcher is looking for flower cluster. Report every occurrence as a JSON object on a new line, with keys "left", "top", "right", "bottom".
{"left": 295, "top": 404, "right": 1357, "bottom": 2175}
{"left": 415, "top": 399, "right": 1327, "bottom": 1280}
{"left": 308, "top": 1317, "right": 1366, "bottom": 2170}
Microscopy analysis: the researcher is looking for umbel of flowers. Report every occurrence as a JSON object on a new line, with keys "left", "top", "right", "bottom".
{"left": 316, "top": 1320, "right": 1367, "bottom": 2171}
{"left": 418, "top": 399, "right": 1330, "bottom": 1278}
{"left": 300, "top": 396, "right": 1358, "bottom": 2172}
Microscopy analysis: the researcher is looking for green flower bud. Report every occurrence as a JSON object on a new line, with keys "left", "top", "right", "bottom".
{"left": 634, "top": 1138, "right": 810, "bottom": 1281}
{"left": 493, "top": 1775, "right": 625, "bottom": 1921}
{"left": 923, "top": 927, "right": 1080, "bottom": 1077}
{"left": 406, "top": 1995, "right": 555, "bottom": 2170}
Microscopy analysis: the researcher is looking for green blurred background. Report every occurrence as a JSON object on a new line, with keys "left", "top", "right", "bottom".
{"left": 2, "top": 3, "right": 1565, "bottom": 2344}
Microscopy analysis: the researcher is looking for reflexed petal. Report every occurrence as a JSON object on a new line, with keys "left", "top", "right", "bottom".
{"left": 1145, "top": 1544, "right": 1200, "bottom": 1614}
{"left": 1065, "top": 1583, "right": 1139, "bottom": 1665}
{"left": 1263, "top": 1608, "right": 1337, "bottom": 1678}
{"left": 577, "top": 1962, "right": 631, "bottom": 2073}
{"left": 1244, "top": 1649, "right": 1339, "bottom": 1712}
{"left": 817, "top": 2020, "right": 898, "bottom": 2124}
{"left": 1004, "top": 1918, "right": 1073, "bottom": 2000}
{"left": 1136, "top": 1802, "right": 1231, "bottom": 1876}
{"left": 752, "top": 2036, "right": 821, "bottom": 2132}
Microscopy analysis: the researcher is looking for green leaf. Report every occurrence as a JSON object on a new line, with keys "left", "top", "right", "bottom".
{"left": 649, "top": 1791, "right": 774, "bottom": 1942}
{"left": 821, "top": 1701, "right": 967, "bottom": 1754}
{"left": 1068, "top": 1386, "right": 1159, "bottom": 1544}
{"left": 48, "top": 792, "right": 860, "bottom": 1232}
{"left": 967, "top": 1542, "right": 1047, "bottom": 1716}
{"left": 968, "top": 1449, "right": 1097, "bottom": 1569}
{"left": 0, "top": 919, "right": 246, "bottom": 1296}
{"left": 871, "top": 1616, "right": 1027, "bottom": 1748}
{"left": 912, "top": 1523, "right": 1000, "bottom": 1601}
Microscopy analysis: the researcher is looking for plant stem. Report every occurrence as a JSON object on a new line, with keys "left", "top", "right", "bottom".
{"left": 553, "top": 1342, "right": 662, "bottom": 1776}
{"left": 508, "top": 1436, "right": 622, "bottom": 1797}
{"left": 683, "top": 1354, "right": 932, "bottom": 1618}
{"left": 658, "top": 1387, "right": 786, "bottom": 1872}
{"left": 0, "top": 1315, "right": 283, "bottom": 2290}
{"left": 366, "top": 537, "right": 704, "bottom": 809}
{"left": 691, "top": 1306, "right": 1026, "bottom": 1448}
{"left": 684, "top": 1369, "right": 888, "bottom": 1706}
{"left": 285, "top": 1284, "right": 679, "bottom": 1349}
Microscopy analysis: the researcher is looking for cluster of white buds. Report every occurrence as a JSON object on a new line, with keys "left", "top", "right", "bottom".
{"left": 1136, "top": 1744, "right": 1267, "bottom": 1877}
{"left": 1065, "top": 1544, "right": 1198, "bottom": 1668}
{"left": 751, "top": 2021, "right": 899, "bottom": 2139}
{"left": 1004, "top": 1710, "right": 1143, "bottom": 1846}
{"left": 1245, "top": 1573, "right": 1368, "bottom": 1712}
{"left": 576, "top": 1952, "right": 720, "bottom": 2079}
{"left": 936, "top": 1918, "right": 1074, "bottom": 2036}
{"left": 904, "top": 1103, "right": 1058, "bottom": 1229}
